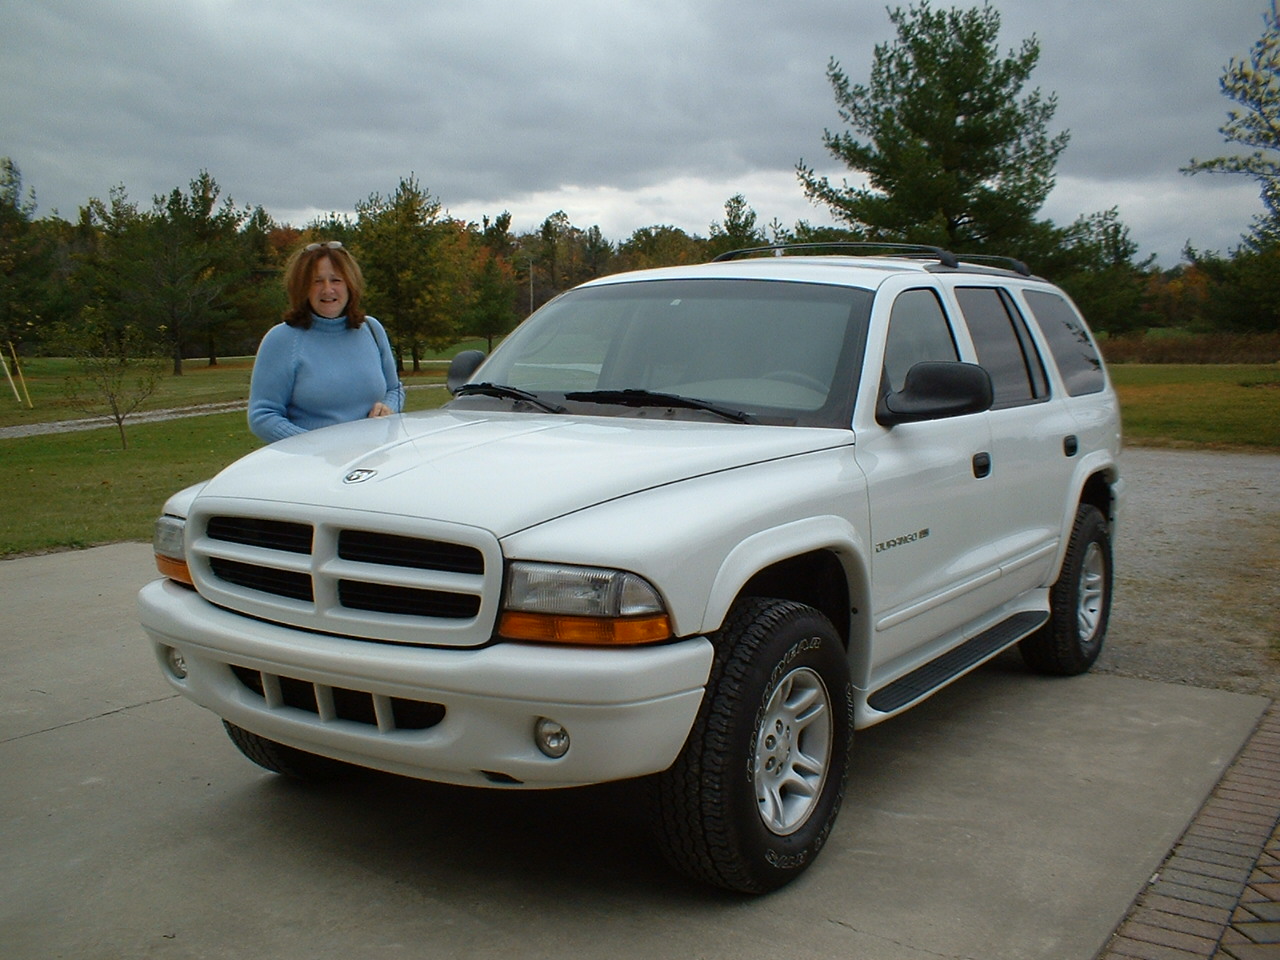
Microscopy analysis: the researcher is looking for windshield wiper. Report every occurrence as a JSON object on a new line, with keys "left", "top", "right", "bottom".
{"left": 564, "top": 388, "right": 757, "bottom": 424}
{"left": 455, "top": 382, "right": 566, "bottom": 414}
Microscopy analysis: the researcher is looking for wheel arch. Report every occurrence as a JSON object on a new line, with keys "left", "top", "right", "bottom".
{"left": 698, "top": 517, "right": 871, "bottom": 674}
{"left": 1079, "top": 466, "right": 1117, "bottom": 526}
{"left": 1047, "top": 460, "right": 1119, "bottom": 577}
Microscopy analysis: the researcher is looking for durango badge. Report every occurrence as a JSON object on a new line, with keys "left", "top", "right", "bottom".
{"left": 343, "top": 469, "right": 377, "bottom": 484}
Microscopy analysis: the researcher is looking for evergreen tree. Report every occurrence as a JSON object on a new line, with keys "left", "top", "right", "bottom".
{"left": 1052, "top": 209, "right": 1159, "bottom": 335}
{"left": 354, "top": 175, "right": 446, "bottom": 370}
{"left": 707, "top": 194, "right": 767, "bottom": 257}
{"left": 796, "top": 2, "right": 1069, "bottom": 251}
{"left": 1185, "top": 8, "right": 1280, "bottom": 246}
{"left": 78, "top": 172, "right": 249, "bottom": 374}
{"left": 467, "top": 253, "right": 519, "bottom": 351}
{"left": 0, "top": 158, "right": 56, "bottom": 351}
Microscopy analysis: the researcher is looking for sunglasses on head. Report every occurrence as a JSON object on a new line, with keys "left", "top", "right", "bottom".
{"left": 305, "top": 240, "right": 343, "bottom": 252}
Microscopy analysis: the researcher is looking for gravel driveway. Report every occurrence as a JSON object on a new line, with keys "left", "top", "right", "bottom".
{"left": 1101, "top": 446, "right": 1280, "bottom": 700}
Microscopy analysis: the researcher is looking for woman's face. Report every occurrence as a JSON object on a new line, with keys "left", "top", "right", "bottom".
{"left": 309, "top": 256, "right": 349, "bottom": 318}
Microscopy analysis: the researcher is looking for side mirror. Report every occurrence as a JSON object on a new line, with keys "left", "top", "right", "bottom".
{"left": 446, "top": 350, "right": 486, "bottom": 395}
{"left": 876, "top": 361, "right": 993, "bottom": 426}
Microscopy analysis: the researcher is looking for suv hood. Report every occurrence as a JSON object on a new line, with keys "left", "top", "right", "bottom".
{"left": 200, "top": 409, "right": 851, "bottom": 537}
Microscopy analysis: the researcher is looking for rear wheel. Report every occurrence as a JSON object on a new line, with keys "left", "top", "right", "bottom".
{"left": 1020, "top": 504, "right": 1113, "bottom": 676}
{"left": 222, "top": 721, "right": 352, "bottom": 782}
{"left": 652, "top": 598, "right": 853, "bottom": 893}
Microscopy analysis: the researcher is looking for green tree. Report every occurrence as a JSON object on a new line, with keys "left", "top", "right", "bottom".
{"left": 355, "top": 175, "right": 446, "bottom": 370}
{"left": 528, "top": 212, "right": 612, "bottom": 296}
{"left": 420, "top": 218, "right": 481, "bottom": 353}
{"left": 1051, "top": 209, "right": 1158, "bottom": 335}
{"left": 78, "top": 172, "right": 250, "bottom": 374}
{"left": 0, "top": 159, "right": 57, "bottom": 350}
{"left": 796, "top": 2, "right": 1069, "bottom": 251}
{"left": 707, "top": 194, "right": 767, "bottom": 258}
{"left": 150, "top": 171, "right": 252, "bottom": 370}
{"left": 481, "top": 211, "right": 516, "bottom": 258}
{"left": 1185, "top": 8, "right": 1280, "bottom": 245}
{"left": 1183, "top": 244, "right": 1280, "bottom": 332}
{"left": 613, "top": 225, "right": 704, "bottom": 271}
{"left": 579, "top": 225, "right": 614, "bottom": 280}
{"left": 467, "top": 253, "right": 519, "bottom": 350}
{"left": 217, "top": 204, "right": 283, "bottom": 360}
{"left": 73, "top": 185, "right": 151, "bottom": 339}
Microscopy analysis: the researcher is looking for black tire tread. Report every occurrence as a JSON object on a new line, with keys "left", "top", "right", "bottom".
{"left": 222, "top": 720, "right": 351, "bottom": 782}
{"left": 652, "top": 598, "right": 850, "bottom": 893}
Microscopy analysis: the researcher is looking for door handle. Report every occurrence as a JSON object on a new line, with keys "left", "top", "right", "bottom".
{"left": 973, "top": 452, "right": 992, "bottom": 478}
{"left": 1064, "top": 435, "right": 1079, "bottom": 457}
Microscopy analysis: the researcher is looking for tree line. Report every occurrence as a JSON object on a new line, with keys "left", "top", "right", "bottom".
{"left": 2, "top": 1, "right": 1278, "bottom": 378}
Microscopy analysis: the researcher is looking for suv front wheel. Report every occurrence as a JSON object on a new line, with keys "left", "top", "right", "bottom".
{"left": 652, "top": 598, "right": 853, "bottom": 893}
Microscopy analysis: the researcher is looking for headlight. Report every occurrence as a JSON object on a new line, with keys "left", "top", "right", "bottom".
{"left": 153, "top": 515, "right": 193, "bottom": 586}
{"left": 499, "top": 562, "right": 672, "bottom": 646}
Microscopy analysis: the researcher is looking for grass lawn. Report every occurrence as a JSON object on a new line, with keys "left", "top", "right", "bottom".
{"left": 1, "top": 361, "right": 1276, "bottom": 558}
{"left": 0, "top": 342, "right": 483, "bottom": 429}
{"left": 1108, "top": 364, "right": 1280, "bottom": 449}
{"left": 0, "top": 388, "right": 452, "bottom": 557}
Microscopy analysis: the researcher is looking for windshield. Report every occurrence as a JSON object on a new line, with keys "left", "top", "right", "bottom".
{"left": 456, "top": 278, "right": 873, "bottom": 427}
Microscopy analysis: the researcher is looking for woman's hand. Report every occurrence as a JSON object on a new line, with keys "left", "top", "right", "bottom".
{"left": 368, "top": 402, "right": 394, "bottom": 418}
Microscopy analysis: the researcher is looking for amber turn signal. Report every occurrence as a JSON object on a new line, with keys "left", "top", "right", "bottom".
{"left": 498, "top": 611, "right": 672, "bottom": 646}
{"left": 155, "top": 553, "right": 194, "bottom": 587}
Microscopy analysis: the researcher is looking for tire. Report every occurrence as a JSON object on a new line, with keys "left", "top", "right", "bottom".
{"left": 652, "top": 598, "right": 853, "bottom": 894}
{"left": 1020, "top": 504, "right": 1113, "bottom": 676}
{"left": 222, "top": 720, "right": 352, "bottom": 782}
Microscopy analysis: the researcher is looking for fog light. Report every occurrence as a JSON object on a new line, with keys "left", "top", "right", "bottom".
{"left": 534, "top": 717, "right": 570, "bottom": 759}
{"left": 164, "top": 645, "right": 188, "bottom": 680}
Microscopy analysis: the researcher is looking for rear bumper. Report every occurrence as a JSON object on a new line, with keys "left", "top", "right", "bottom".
{"left": 138, "top": 578, "right": 713, "bottom": 788}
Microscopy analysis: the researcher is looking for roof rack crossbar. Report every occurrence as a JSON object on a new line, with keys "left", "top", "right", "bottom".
{"left": 711, "top": 241, "right": 960, "bottom": 268}
{"left": 945, "top": 253, "right": 1032, "bottom": 277}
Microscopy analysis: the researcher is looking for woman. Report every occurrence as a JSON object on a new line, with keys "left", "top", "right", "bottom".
{"left": 248, "top": 241, "right": 404, "bottom": 443}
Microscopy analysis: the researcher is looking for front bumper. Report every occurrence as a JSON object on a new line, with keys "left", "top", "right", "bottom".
{"left": 138, "top": 578, "right": 713, "bottom": 788}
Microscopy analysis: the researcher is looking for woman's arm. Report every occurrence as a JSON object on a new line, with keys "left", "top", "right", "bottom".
{"left": 368, "top": 318, "right": 405, "bottom": 414}
{"left": 247, "top": 326, "right": 307, "bottom": 442}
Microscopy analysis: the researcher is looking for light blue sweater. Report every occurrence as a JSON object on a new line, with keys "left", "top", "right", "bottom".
{"left": 248, "top": 315, "right": 405, "bottom": 443}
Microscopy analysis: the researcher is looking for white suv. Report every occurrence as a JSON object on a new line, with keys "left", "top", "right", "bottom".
{"left": 139, "top": 244, "right": 1123, "bottom": 893}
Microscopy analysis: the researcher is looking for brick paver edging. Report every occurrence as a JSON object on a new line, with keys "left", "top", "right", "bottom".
{"left": 1096, "top": 703, "right": 1280, "bottom": 960}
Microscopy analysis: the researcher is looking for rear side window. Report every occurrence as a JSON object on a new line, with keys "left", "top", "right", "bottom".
{"left": 955, "top": 287, "right": 1049, "bottom": 408}
{"left": 1021, "top": 290, "right": 1106, "bottom": 396}
{"left": 882, "top": 289, "right": 959, "bottom": 393}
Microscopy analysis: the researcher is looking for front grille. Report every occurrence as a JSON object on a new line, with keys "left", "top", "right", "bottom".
{"left": 338, "top": 580, "right": 482, "bottom": 618}
{"left": 339, "top": 529, "right": 483, "bottom": 574}
{"left": 210, "top": 557, "right": 313, "bottom": 602}
{"left": 231, "top": 665, "right": 445, "bottom": 731}
{"left": 208, "top": 516, "right": 312, "bottom": 554}
{"left": 191, "top": 505, "right": 498, "bottom": 647}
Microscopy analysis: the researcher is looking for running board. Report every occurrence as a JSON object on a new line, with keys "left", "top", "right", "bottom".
{"left": 867, "top": 611, "right": 1049, "bottom": 714}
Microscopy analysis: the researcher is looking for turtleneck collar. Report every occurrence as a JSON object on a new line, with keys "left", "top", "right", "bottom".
{"left": 309, "top": 313, "right": 349, "bottom": 331}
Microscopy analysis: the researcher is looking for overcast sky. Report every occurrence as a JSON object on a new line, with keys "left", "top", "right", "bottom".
{"left": 1, "top": 0, "right": 1271, "bottom": 266}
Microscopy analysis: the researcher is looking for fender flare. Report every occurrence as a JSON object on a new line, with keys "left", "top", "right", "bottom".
{"left": 698, "top": 514, "right": 870, "bottom": 638}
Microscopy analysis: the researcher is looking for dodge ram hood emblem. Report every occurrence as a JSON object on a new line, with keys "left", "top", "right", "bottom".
{"left": 343, "top": 468, "right": 378, "bottom": 484}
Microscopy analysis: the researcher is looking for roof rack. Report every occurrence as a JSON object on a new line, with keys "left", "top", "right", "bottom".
{"left": 711, "top": 242, "right": 959, "bottom": 268}
{"left": 945, "top": 253, "right": 1032, "bottom": 277}
{"left": 710, "top": 242, "right": 1035, "bottom": 277}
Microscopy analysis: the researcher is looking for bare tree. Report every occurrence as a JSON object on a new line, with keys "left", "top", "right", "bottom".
{"left": 56, "top": 313, "right": 163, "bottom": 449}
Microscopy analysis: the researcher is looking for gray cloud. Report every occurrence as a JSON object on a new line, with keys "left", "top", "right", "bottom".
{"left": 1, "top": 0, "right": 1269, "bottom": 264}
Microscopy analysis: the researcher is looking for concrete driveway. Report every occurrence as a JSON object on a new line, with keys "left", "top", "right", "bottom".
{"left": 0, "top": 542, "right": 1269, "bottom": 960}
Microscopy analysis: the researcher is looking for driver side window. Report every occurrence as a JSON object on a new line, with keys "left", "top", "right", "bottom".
{"left": 882, "top": 289, "right": 959, "bottom": 393}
